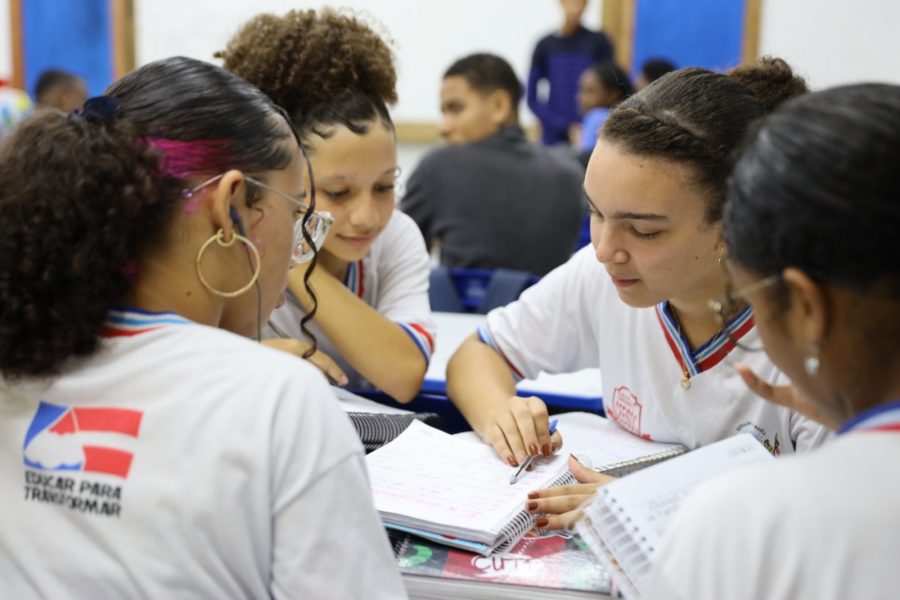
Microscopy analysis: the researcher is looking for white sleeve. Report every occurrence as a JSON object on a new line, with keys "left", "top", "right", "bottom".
{"left": 644, "top": 468, "right": 785, "bottom": 600}
{"left": 480, "top": 247, "right": 603, "bottom": 380}
{"left": 371, "top": 211, "right": 436, "bottom": 364}
{"left": 268, "top": 371, "right": 406, "bottom": 599}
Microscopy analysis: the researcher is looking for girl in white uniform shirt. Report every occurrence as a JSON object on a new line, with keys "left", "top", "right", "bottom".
{"left": 646, "top": 83, "right": 900, "bottom": 600}
{"left": 0, "top": 57, "right": 405, "bottom": 599}
{"left": 447, "top": 58, "right": 829, "bottom": 529}
{"left": 219, "top": 10, "right": 435, "bottom": 402}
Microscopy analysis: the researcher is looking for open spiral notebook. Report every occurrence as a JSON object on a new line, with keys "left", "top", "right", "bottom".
{"left": 366, "top": 414, "right": 685, "bottom": 556}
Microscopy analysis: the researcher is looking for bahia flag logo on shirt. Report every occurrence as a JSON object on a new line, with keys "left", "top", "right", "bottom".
{"left": 23, "top": 401, "right": 143, "bottom": 479}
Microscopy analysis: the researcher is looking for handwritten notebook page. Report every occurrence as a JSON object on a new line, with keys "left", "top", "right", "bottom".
{"left": 367, "top": 421, "right": 567, "bottom": 543}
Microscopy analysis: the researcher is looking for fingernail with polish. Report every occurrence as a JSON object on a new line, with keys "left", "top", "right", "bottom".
{"left": 542, "top": 443, "right": 551, "bottom": 457}
{"left": 534, "top": 517, "right": 550, "bottom": 528}
{"left": 507, "top": 455, "right": 518, "bottom": 467}
{"left": 529, "top": 444, "right": 539, "bottom": 456}
{"left": 526, "top": 501, "right": 539, "bottom": 512}
{"left": 527, "top": 491, "right": 539, "bottom": 499}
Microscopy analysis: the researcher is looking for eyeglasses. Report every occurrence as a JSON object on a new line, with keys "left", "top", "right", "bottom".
{"left": 183, "top": 174, "right": 333, "bottom": 267}
{"left": 707, "top": 274, "right": 781, "bottom": 352}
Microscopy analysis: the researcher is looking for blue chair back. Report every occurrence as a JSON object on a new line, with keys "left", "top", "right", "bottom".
{"left": 429, "top": 267, "right": 539, "bottom": 314}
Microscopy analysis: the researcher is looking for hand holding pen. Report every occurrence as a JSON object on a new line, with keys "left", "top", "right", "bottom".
{"left": 509, "top": 419, "right": 558, "bottom": 484}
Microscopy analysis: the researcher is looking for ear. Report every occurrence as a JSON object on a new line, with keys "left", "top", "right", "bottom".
{"left": 488, "top": 90, "right": 514, "bottom": 127}
{"left": 209, "top": 170, "right": 246, "bottom": 242}
{"left": 781, "top": 267, "right": 830, "bottom": 347}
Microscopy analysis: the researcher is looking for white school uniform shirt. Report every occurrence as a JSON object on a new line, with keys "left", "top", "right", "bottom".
{"left": 479, "top": 246, "right": 829, "bottom": 453}
{"left": 0, "top": 309, "right": 407, "bottom": 600}
{"left": 646, "top": 429, "right": 900, "bottom": 600}
{"left": 266, "top": 210, "right": 435, "bottom": 391}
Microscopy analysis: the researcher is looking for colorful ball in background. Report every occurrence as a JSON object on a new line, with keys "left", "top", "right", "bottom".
{"left": 0, "top": 85, "right": 34, "bottom": 139}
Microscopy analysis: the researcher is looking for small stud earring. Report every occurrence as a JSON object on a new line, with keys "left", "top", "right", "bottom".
{"left": 804, "top": 343, "right": 821, "bottom": 377}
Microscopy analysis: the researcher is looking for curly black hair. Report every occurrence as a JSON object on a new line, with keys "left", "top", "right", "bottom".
{"left": 217, "top": 9, "right": 397, "bottom": 142}
{"left": 602, "top": 57, "right": 807, "bottom": 222}
{"left": 0, "top": 56, "right": 300, "bottom": 379}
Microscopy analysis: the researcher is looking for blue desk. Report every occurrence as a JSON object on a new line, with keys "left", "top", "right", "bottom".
{"left": 424, "top": 312, "right": 604, "bottom": 414}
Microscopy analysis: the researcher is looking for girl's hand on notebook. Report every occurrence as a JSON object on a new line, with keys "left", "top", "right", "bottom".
{"left": 262, "top": 338, "right": 349, "bottom": 387}
{"left": 526, "top": 454, "right": 616, "bottom": 530}
{"left": 481, "top": 395, "right": 563, "bottom": 467}
{"left": 735, "top": 363, "right": 839, "bottom": 430}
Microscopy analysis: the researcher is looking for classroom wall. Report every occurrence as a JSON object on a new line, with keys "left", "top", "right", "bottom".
{"left": 0, "top": 0, "right": 11, "bottom": 79}
{"left": 134, "top": 0, "right": 601, "bottom": 126}
{"left": 758, "top": 0, "right": 900, "bottom": 88}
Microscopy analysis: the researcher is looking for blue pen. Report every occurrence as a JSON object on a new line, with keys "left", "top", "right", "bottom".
{"left": 509, "top": 418, "right": 558, "bottom": 485}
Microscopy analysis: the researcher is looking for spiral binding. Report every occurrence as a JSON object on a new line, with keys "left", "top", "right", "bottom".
{"left": 597, "top": 447, "right": 686, "bottom": 478}
{"left": 491, "top": 466, "right": 577, "bottom": 553}
{"left": 348, "top": 412, "right": 441, "bottom": 452}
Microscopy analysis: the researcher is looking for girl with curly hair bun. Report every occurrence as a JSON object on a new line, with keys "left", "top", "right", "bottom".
{"left": 447, "top": 58, "right": 830, "bottom": 529}
{"left": 0, "top": 56, "right": 405, "bottom": 598}
{"left": 219, "top": 9, "right": 434, "bottom": 403}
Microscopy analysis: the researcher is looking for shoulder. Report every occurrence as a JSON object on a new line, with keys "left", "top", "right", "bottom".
{"left": 163, "top": 323, "right": 329, "bottom": 392}
{"left": 371, "top": 210, "right": 428, "bottom": 256}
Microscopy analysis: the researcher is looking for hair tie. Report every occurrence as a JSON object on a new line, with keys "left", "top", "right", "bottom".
{"left": 73, "top": 95, "right": 119, "bottom": 123}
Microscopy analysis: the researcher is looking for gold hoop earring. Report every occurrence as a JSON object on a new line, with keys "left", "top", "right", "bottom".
{"left": 195, "top": 228, "right": 261, "bottom": 298}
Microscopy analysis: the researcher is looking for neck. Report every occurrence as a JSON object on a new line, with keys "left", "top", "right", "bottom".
{"left": 123, "top": 255, "right": 222, "bottom": 328}
{"left": 317, "top": 250, "right": 350, "bottom": 281}
{"left": 835, "top": 358, "right": 900, "bottom": 424}
{"left": 668, "top": 279, "right": 728, "bottom": 351}
{"left": 560, "top": 20, "right": 580, "bottom": 36}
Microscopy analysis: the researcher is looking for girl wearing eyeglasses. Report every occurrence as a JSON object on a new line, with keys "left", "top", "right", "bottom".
{"left": 219, "top": 10, "right": 435, "bottom": 403}
{"left": 0, "top": 57, "right": 405, "bottom": 598}
{"left": 447, "top": 58, "right": 830, "bottom": 529}
{"left": 645, "top": 83, "right": 900, "bottom": 600}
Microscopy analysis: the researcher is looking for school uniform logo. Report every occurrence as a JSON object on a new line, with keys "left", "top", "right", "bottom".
{"left": 607, "top": 386, "right": 645, "bottom": 438}
{"left": 22, "top": 401, "right": 143, "bottom": 518}
{"left": 736, "top": 421, "right": 781, "bottom": 456}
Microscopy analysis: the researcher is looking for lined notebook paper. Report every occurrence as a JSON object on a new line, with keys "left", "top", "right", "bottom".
{"left": 576, "top": 433, "right": 774, "bottom": 600}
{"left": 367, "top": 421, "right": 572, "bottom": 555}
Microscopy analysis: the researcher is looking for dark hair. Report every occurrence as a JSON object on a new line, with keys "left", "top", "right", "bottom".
{"left": 0, "top": 56, "right": 297, "bottom": 378}
{"left": 640, "top": 59, "right": 676, "bottom": 84}
{"left": 725, "top": 83, "right": 900, "bottom": 299}
{"left": 34, "top": 68, "right": 84, "bottom": 103}
{"left": 589, "top": 61, "right": 634, "bottom": 103}
{"left": 602, "top": 57, "right": 807, "bottom": 222}
{"left": 217, "top": 9, "right": 397, "bottom": 143}
{"left": 444, "top": 53, "right": 523, "bottom": 113}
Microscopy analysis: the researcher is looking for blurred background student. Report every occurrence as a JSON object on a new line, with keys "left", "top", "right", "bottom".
{"left": 572, "top": 60, "right": 633, "bottom": 165}
{"left": 527, "top": 0, "right": 614, "bottom": 146}
{"left": 401, "top": 52, "right": 584, "bottom": 277}
{"left": 635, "top": 58, "right": 677, "bottom": 91}
{"left": 647, "top": 82, "right": 900, "bottom": 600}
{"left": 219, "top": 9, "right": 434, "bottom": 402}
{"left": 34, "top": 68, "right": 87, "bottom": 112}
{"left": 0, "top": 79, "right": 31, "bottom": 139}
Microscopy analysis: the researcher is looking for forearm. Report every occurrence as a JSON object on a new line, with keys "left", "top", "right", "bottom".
{"left": 289, "top": 268, "right": 426, "bottom": 402}
{"left": 446, "top": 335, "right": 518, "bottom": 437}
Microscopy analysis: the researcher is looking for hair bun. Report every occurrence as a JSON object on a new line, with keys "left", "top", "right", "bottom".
{"left": 727, "top": 56, "right": 808, "bottom": 113}
{"left": 218, "top": 9, "right": 397, "bottom": 118}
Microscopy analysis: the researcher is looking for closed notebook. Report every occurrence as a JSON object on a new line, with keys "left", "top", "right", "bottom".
{"left": 367, "top": 418, "right": 685, "bottom": 556}
{"left": 391, "top": 529, "right": 613, "bottom": 599}
{"left": 575, "top": 433, "right": 774, "bottom": 600}
{"left": 332, "top": 386, "right": 441, "bottom": 452}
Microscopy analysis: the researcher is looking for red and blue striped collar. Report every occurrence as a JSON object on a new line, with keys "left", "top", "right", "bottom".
{"left": 655, "top": 300, "right": 754, "bottom": 378}
{"left": 342, "top": 260, "right": 365, "bottom": 298}
{"left": 100, "top": 307, "right": 191, "bottom": 337}
{"left": 838, "top": 399, "right": 900, "bottom": 435}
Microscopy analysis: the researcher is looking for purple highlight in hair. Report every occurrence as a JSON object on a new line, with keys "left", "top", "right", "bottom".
{"left": 146, "top": 138, "right": 237, "bottom": 179}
